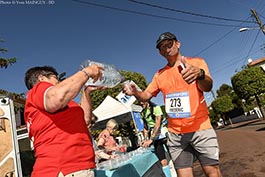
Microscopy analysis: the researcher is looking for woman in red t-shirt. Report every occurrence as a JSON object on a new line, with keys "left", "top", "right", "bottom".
{"left": 24, "top": 64, "right": 103, "bottom": 177}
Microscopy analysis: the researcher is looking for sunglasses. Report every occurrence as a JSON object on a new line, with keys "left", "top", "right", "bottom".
{"left": 44, "top": 71, "right": 66, "bottom": 82}
{"left": 58, "top": 72, "right": 66, "bottom": 81}
{"left": 158, "top": 40, "right": 174, "bottom": 51}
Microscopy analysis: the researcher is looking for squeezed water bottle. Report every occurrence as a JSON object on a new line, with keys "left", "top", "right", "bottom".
{"left": 80, "top": 60, "right": 124, "bottom": 88}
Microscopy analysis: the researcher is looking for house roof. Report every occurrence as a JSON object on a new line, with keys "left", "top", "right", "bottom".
{"left": 248, "top": 57, "right": 265, "bottom": 66}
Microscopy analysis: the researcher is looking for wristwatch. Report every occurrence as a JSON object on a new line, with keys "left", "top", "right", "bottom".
{"left": 197, "top": 69, "right": 205, "bottom": 80}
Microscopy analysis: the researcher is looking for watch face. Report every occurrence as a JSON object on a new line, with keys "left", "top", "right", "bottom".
{"left": 197, "top": 69, "right": 205, "bottom": 80}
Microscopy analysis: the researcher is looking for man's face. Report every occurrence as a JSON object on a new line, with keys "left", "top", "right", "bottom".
{"left": 158, "top": 39, "right": 180, "bottom": 58}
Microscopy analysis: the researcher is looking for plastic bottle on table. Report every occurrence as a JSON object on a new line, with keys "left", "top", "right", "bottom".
{"left": 80, "top": 60, "right": 123, "bottom": 88}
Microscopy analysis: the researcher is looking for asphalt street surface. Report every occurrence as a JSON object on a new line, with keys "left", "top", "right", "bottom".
{"left": 193, "top": 119, "right": 265, "bottom": 177}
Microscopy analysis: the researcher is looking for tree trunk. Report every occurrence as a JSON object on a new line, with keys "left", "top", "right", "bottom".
{"left": 255, "top": 94, "right": 265, "bottom": 120}
{"left": 228, "top": 117, "right": 233, "bottom": 127}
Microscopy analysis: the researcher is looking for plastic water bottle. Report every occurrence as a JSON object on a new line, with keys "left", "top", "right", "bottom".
{"left": 80, "top": 60, "right": 124, "bottom": 88}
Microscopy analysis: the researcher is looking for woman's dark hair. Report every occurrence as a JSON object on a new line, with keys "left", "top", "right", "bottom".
{"left": 24, "top": 66, "right": 58, "bottom": 90}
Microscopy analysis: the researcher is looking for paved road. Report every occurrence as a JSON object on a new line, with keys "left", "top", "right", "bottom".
{"left": 193, "top": 119, "right": 265, "bottom": 177}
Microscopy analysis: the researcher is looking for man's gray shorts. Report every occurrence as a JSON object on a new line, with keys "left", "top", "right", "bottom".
{"left": 167, "top": 128, "right": 220, "bottom": 169}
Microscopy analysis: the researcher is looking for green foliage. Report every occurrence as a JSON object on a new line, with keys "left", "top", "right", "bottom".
{"left": 231, "top": 66, "right": 265, "bottom": 99}
{"left": 116, "top": 121, "right": 135, "bottom": 137}
{"left": 208, "top": 107, "right": 219, "bottom": 124}
{"left": 0, "top": 38, "right": 17, "bottom": 68}
{"left": 216, "top": 84, "right": 233, "bottom": 97}
{"left": 0, "top": 58, "right": 16, "bottom": 68}
{"left": 261, "top": 93, "right": 265, "bottom": 105}
{"left": 120, "top": 70, "right": 149, "bottom": 90}
{"left": 91, "top": 121, "right": 135, "bottom": 140}
{"left": 211, "top": 95, "right": 235, "bottom": 114}
{"left": 0, "top": 89, "right": 25, "bottom": 99}
{"left": 0, "top": 89, "right": 25, "bottom": 114}
{"left": 216, "top": 83, "right": 242, "bottom": 107}
{"left": 0, "top": 48, "right": 8, "bottom": 53}
{"left": 90, "top": 129, "right": 102, "bottom": 140}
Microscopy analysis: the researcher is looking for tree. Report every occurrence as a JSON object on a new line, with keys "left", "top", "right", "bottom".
{"left": 217, "top": 84, "right": 242, "bottom": 108}
{"left": 211, "top": 95, "right": 235, "bottom": 126}
{"left": 0, "top": 89, "right": 25, "bottom": 114}
{"left": 216, "top": 84, "right": 233, "bottom": 97}
{"left": 208, "top": 106, "right": 219, "bottom": 125}
{"left": 231, "top": 66, "right": 265, "bottom": 118}
{"left": 0, "top": 39, "right": 16, "bottom": 68}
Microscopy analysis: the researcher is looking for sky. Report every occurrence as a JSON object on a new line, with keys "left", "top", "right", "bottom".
{"left": 0, "top": 0, "right": 265, "bottom": 106}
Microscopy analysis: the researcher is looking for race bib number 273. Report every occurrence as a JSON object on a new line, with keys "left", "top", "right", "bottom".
{"left": 165, "top": 91, "right": 191, "bottom": 118}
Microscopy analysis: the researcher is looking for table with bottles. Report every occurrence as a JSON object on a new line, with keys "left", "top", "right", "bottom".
{"left": 95, "top": 147, "right": 159, "bottom": 177}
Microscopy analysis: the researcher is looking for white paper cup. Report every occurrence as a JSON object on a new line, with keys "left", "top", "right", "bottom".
{"left": 122, "top": 80, "right": 132, "bottom": 92}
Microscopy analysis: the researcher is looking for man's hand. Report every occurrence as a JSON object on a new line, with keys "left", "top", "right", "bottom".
{"left": 122, "top": 82, "right": 138, "bottom": 96}
{"left": 179, "top": 57, "right": 201, "bottom": 84}
{"left": 141, "top": 139, "right": 153, "bottom": 148}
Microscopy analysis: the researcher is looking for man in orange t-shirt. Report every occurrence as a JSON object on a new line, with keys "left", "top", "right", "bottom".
{"left": 123, "top": 32, "right": 222, "bottom": 177}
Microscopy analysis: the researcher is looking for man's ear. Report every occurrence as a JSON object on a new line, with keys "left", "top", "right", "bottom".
{"left": 38, "top": 75, "right": 45, "bottom": 82}
{"left": 176, "top": 41, "right": 181, "bottom": 49}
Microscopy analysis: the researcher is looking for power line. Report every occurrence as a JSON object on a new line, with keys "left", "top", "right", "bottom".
{"left": 192, "top": 18, "right": 251, "bottom": 57}
{"left": 211, "top": 45, "right": 263, "bottom": 75}
{"left": 260, "top": 14, "right": 265, "bottom": 20}
{"left": 71, "top": 0, "right": 263, "bottom": 74}
{"left": 193, "top": 28, "right": 235, "bottom": 57}
{"left": 235, "top": 9, "right": 265, "bottom": 68}
{"left": 128, "top": 0, "right": 255, "bottom": 24}
{"left": 211, "top": 57, "right": 246, "bottom": 74}
{"left": 193, "top": 10, "right": 264, "bottom": 58}
{"left": 255, "top": 0, "right": 265, "bottom": 15}
{"left": 243, "top": 30, "right": 261, "bottom": 65}
{"left": 70, "top": 0, "right": 252, "bottom": 28}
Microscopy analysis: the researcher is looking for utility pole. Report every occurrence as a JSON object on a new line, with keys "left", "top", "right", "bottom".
{"left": 251, "top": 8, "right": 265, "bottom": 35}
{"left": 250, "top": 8, "right": 265, "bottom": 119}
{"left": 210, "top": 90, "right": 216, "bottom": 100}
